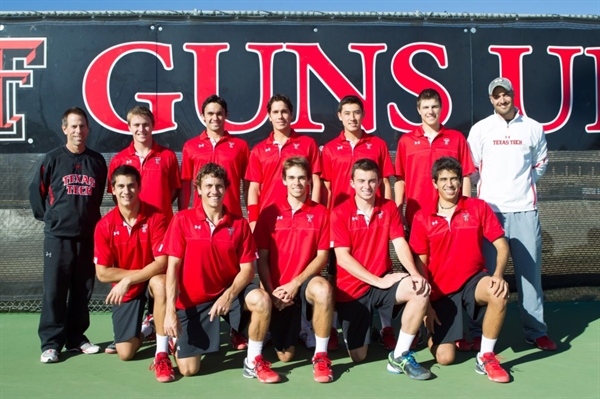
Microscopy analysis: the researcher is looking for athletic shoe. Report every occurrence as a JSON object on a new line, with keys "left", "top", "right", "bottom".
{"left": 40, "top": 349, "right": 59, "bottom": 363}
{"left": 312, "top": 352, "right": 333, "bottom": 383}
{"left": 242, "top": 355, "right": 281, "bottom": 383}
{"left": 104, "top": 341, "right": 117, "bottom": 354}
{"left": 142, "top": 314, "right": 156, "bottom": 342}
{"left": 327, "top": 328, "right": 339, "bottom": 351}
{"left": 230, "top": 329, "right": 248, "bottom": 350}
{"left": 379, "top": 326, "right": 397, "bottom": 351}
{"left": 69, "top": 341, "right": 100, "bottom": 354}
{"left": 387, "top": 351, "right": 432, "bottom": 380}
{"left": 526, "top": 335, "right": 557, "bottom": 351}
{"left": 299, "top": 328, "right": 316, "bottom": 349}
{"left": 471, "top": 336, "right": 482, "bottom": 352}
{"left": 455, "top": 335, "right": 471, "bottom": 351}
{"left": 168, "top": 337, "right": 177, "bottom": 355}
{"left": 149, "top": 352, "right": 175, "bottom": 383}
{"left": 475, "top": 352, "right": 510, "bottom": 383}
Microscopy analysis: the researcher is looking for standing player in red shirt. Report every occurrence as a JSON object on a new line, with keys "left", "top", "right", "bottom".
{"left": 255, "top": 156, "right": 334, "bottom": 383}
{"left": 394, "top": 89, "right": 476, "bottom": 351}
{"left": 179, "top": 95, "right": 251, "bottom": 349}
{"left": 106, "top": 106, "right": 181, "bottom": 354}
{"left": 321, "top": 95, "right": 396, "bottom": 350}
{"left": 179, "top": 95, "right": 250, "bottom": 217}
{"left": 321, "top": 95, "right": 395, "bottom": 209}
{"left": 108, "top": 106, "right": 181, "bottom": 222}
{"left": 409, "top": 157, "right": 510, "bottom": 383}
{"left": 394, "top": 89, "right": 474, "bottom": 227}
{"left": 163, "top": 163, "right": 280, "bottom": 383}
{"left": 331, "top": 159, "right": 431, "bottom": 380}
{"left": 94, "top": 165, "right": 174, "bottom": 383}
{"left": 245, "top": 94, "right": 321, "bottom": 230}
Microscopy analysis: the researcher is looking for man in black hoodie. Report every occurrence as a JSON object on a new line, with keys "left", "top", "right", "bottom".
{"left": 29, "top": 107, "right": 108, "bottom": 363}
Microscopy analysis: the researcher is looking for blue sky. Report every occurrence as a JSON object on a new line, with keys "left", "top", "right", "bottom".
{"left": 2, "top": 0, "right": 599, "bottom": 15}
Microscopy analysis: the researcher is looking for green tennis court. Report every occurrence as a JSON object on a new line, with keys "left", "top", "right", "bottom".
{"left": 1, "top": 301, "right": 598, "bottom": 398}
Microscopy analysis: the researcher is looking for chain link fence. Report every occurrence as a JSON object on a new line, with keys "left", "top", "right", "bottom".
{"left": 1, "top": 151, "right": 599, "bottom": 312}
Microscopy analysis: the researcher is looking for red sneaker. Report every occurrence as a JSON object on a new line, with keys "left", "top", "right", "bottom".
{"left": 168, "top": 336, "right": 177, "bottom": 355}
{"left": 142, "top": 314, "right": 156, "bottom": 342}
{"left": 327, "top": 328, "right": 339, "bottom": 351}
{"left": 230, "top": 329, "right": 248, "bottom": 350}
{"left": 455, "top": 336, "right": 471, "bottom": 351}
{"left": 475, "top": 352, "right": 509, "bottom": 383}
{"left": 378, "top": 327, "right": 397, "bottom": 351}
{"left": 471, "top": 336, "right": 482, "bottom": 352}
{"left": 312, "top": 352, "right": 333, "bottom": 383}
{"left": 243, "top": 355, "right": 280, "bottom": 383}
{"left": 526, "top": 336, "right": 557, "bottom": 351}
{"left": 149, "top": 352, "right": 175, "bottom": 383}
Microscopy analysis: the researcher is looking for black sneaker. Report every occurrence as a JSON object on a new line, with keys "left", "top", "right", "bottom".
{"left": 105, "top": 341, "right": 117, "bottom": 354}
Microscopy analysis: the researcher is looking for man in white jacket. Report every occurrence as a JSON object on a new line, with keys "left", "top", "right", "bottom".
{"left": 467, "top": 77, "right": 556, "bottom": 351}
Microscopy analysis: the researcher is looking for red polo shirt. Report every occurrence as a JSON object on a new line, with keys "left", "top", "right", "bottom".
{"left": 321, "top": 131, "right": 395, "bottom": 209}
{"left": 254, "top": 198, "right": 329, "bottom": 287}
{"left": 244, "top": 131, "right": 321, "bottom": 212}
{"left": 331, "top": 197, "right": 404, "bottom": 302}
{"left": 162, "top": 206, "right": 258, "bottom": 309}
{"left": 181, "top": 131, "right": 250, "bottom": 216}
{"left": 108, "top": 142, "right": 181, "bottom": 221}
{"left": 93, "top": 202, "right": 167, "bottom": 302}
{"left": 395, "top": 126, "right": 475, "bottom": 226}
{"left": 409, "top": 196, "right": 504, "bottom": 302}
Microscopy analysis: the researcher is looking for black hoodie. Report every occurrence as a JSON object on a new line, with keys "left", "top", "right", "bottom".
{"left": 29, "top": 146, "right": 107, "bottom": 238}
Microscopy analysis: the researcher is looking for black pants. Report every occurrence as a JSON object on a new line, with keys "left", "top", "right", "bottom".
{"left": 38, "top": 236, "right": 95, "bottom": 351}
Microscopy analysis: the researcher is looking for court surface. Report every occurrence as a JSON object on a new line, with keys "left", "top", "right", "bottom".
{"left": 1, "top": 301, "right": 598, "bottom": 398}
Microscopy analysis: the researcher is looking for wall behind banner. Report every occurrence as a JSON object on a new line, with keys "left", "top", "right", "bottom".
{"left": 1, "top": 15, "right": 599, "bottom": 153}
{"left": 0, "top": 13, "right": 599, "bottom": 310}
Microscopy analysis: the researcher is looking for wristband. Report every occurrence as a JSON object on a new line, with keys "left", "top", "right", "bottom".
{"left": 247, "top": 204, "right": 259, "bottom": 223}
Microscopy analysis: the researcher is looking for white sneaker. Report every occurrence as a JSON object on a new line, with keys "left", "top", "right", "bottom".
{"left": 71, "top": 342, "right": 100, "bottom": 354}
{"left": 40, "top": 349, "right": 59, "bottom": 363}
{"left": 299, "top": 328, "right": 316, "bottom": 349}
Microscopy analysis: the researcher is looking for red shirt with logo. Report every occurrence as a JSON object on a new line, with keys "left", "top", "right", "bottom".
{"left": 254, "top": 198, "right": 329, "bottom": 287}
{"left": 321, "top": 131, "right": 395, "bottom": 209}
{"left": 245, "top": 131, "right": 321, "bottom": 212}
{"left": 409, "top": 196, "right": 504, "bottom": 301}
{"left": 331, "top": 197, "right": 404, "bottom": 302}
{"left": 395, "top": 126, "right": 475, "bottom": 226}
{"left": 93, "top": 202, "right": 167, "bottom": 302}
{"left": 108, "top": 142, "right": 181, "bottom": 221}
{"left": 181, "top": 131, "right": 250, "bottom": 216}
{"left": 162, "top": 206, "right": 257, "bottom": 309}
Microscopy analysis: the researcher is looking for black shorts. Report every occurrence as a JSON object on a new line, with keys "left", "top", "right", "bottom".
{"left": 176, "top": 283, "right": 258, "bottom": 359}
{"left": 430, "top": 272, "right": 488, "bottom": 346}
{"left": 269, "top": 275, "right": 317, "bottom": 352}
{"left": 112, "top": 293, "right": 147, "bottom": 343}
{"left": 337, "top": 281, "right": 405, "bottom": 351}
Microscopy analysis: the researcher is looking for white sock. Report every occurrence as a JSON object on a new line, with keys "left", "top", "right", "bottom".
{"left": 393, "top": 331, "right": 416, "bottom": 358}
{"left": 247, "top": 339, "right": 263, "bottom": 366}
{"left": 155, "top": 334, "right": 168, "bottom": 355}
{"left": 479, "top": 335, "right": 497, "bottom": 356}
{"left": 314, "top": 335, "right": 329, "bottom": 356}
{"left": 378, "top": 310, "right": 392, "bottom": 329}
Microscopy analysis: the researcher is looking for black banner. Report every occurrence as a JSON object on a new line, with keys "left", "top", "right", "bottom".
{"left": 0, "top": 15, "right": 599, "bottom": 153}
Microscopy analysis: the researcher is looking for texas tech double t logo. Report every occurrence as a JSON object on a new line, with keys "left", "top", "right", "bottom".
{"left": 0, "top": 38, "right": 47, "bottom": 142}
